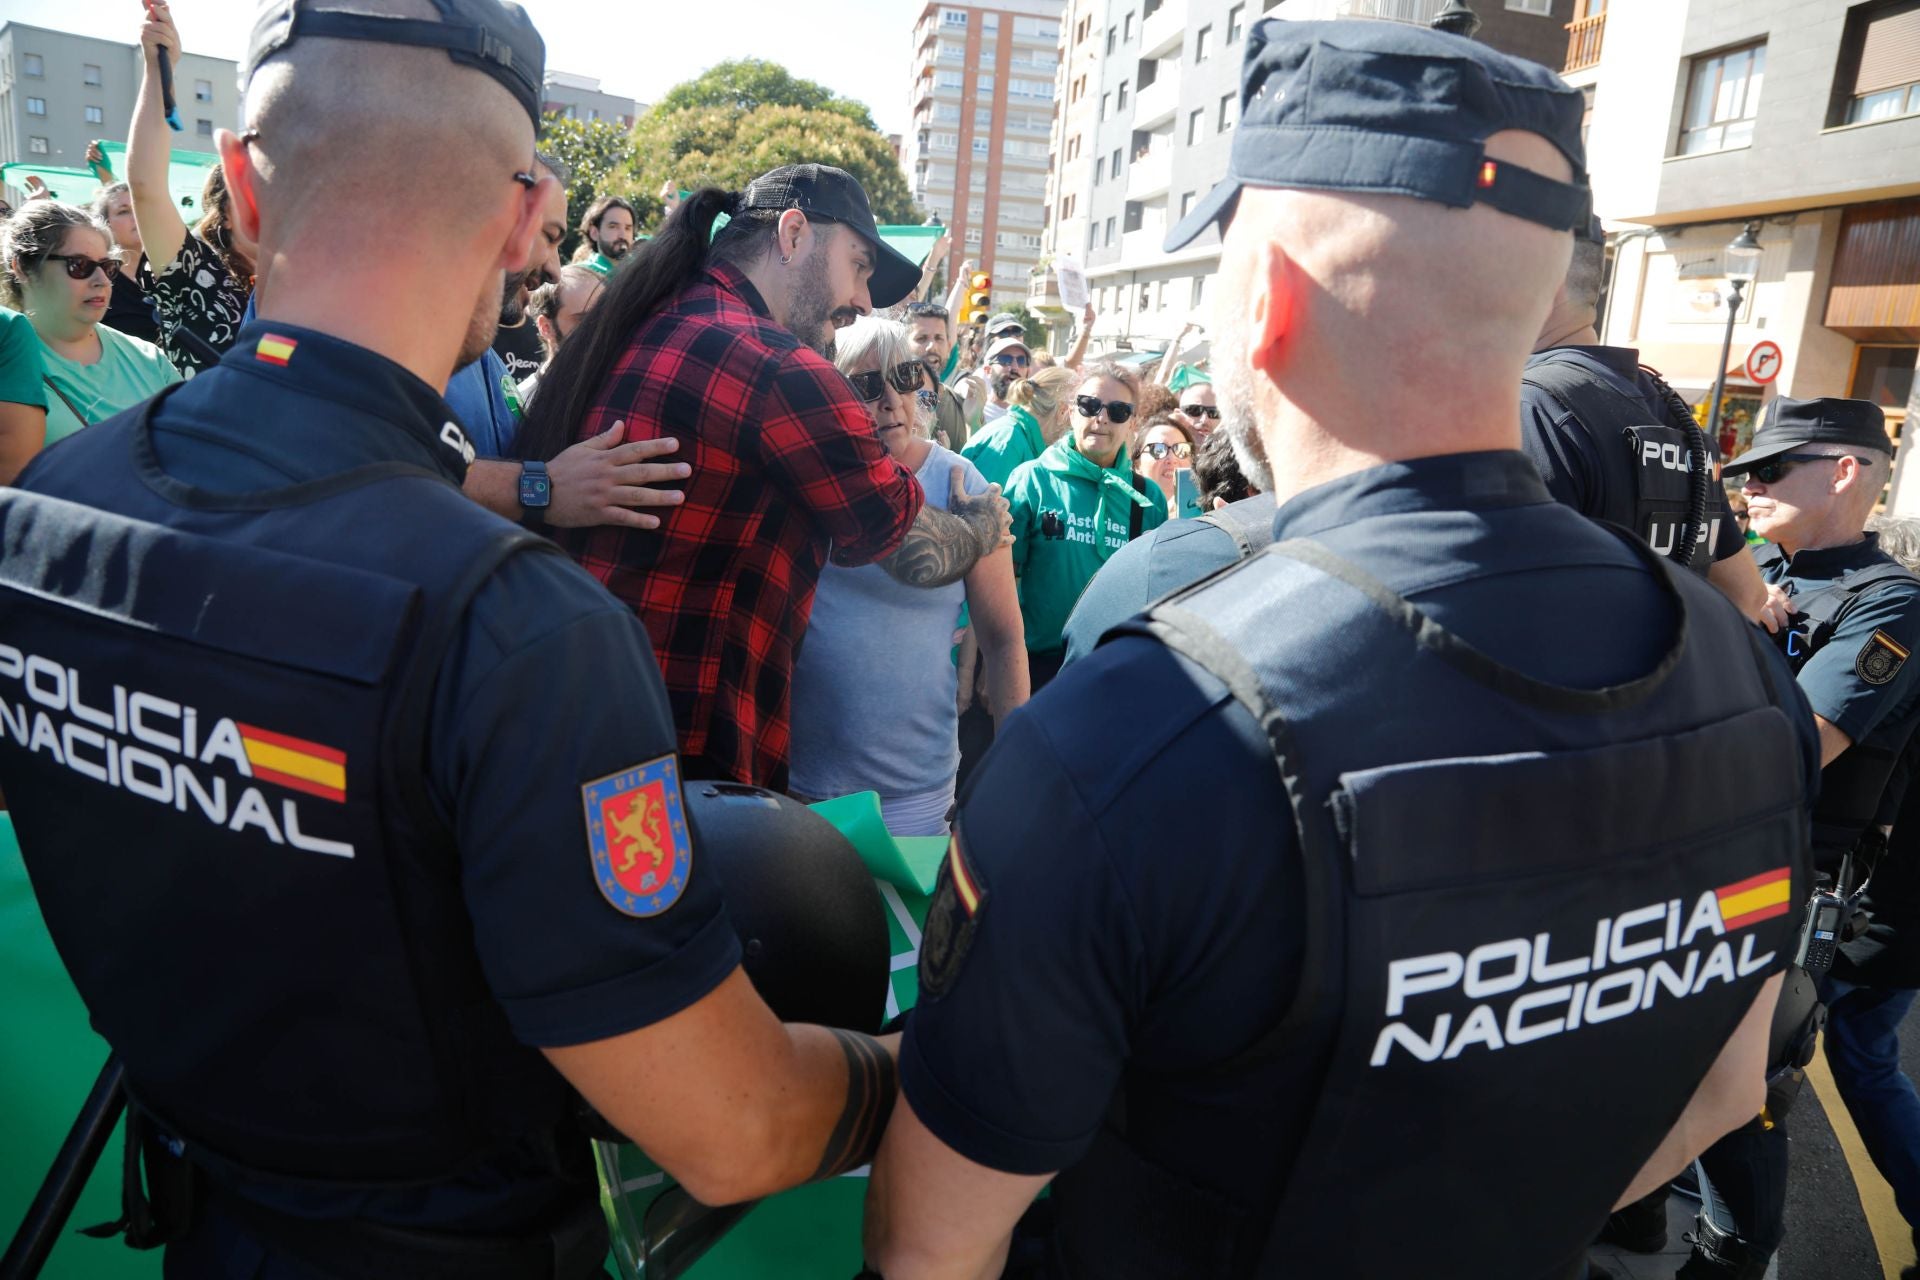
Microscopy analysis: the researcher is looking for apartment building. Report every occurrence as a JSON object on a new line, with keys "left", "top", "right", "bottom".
{"left": 1575, "top": 0, "right": 1920, "bottom": 508}
{"left": 903, "top": 0, "right": 1067, "bottom": 312}
{"left": 542, "top": 71, "right": 640, "bottom": 128}
{"left": 0, "top": 21, "right": 236, "bottom": 183}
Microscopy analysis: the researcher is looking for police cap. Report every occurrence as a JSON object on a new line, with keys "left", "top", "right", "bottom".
{"left": 1723, "top": 397, "right": 1892, "bottom": 475}
{"left": 1165, "top": 17, "right": 1591, "bottom": 252}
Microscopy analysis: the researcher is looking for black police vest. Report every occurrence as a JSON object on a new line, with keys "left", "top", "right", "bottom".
{"left": 1754, "top": 540, "right": 1920, "bottom": 861}
{"left": 0, "top": 395, "right": 580, "bottom": 1192}
{"left": 1523, "top": 351, "right": 1714, "bottom": 572}
{"left": 1061, "top": 533, "right": 1807, "bottom": 1279}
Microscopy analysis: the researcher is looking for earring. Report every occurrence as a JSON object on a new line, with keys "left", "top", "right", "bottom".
{"left": 780, "top": 253, "right": 792, "bottom": 265}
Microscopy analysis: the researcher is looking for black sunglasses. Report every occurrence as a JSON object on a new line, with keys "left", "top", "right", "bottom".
{"left": 1076, "top": 394, "right": 1134, "bottom": 424}
{"left": 45, "top": 253, "right": 121, "bottom": 282}
{"left": 848, "top": 361, "right": 925, "bottom": 402}
{"left": 1745, "top": 453, "right": 1870, "bottom": 485}
{"left": 1140, "top": 440, "right": 1193, "bottom": 461}
{"left": 1181, "top": 403, "right": 1221, "bottom": 420}
{"left": 990, "top": 352, "right": 1030, "bottom": 368}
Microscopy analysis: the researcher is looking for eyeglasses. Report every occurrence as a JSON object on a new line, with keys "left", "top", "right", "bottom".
{"left": 45, "top": 253, "right": 121, "bottom": 282}
{"left": 1139, "top": 440, "right": 1193, "bottom": 461}
{"left": 1076, "top": 395, "right": 1135, "bottom": 424}
{"left": 1181, "top": 404, "right": 1221, "bottom": 420}
{"left": 848, "top": 361, "right": 925, "bottom": 402}
{"left": 990, "top": 353, "right": 1030, "bottom": 369}
{"left": 1745, "top": 453, "right": 1871, "bottom": 485}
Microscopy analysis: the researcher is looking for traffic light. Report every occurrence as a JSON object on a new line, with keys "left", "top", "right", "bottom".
{"left": 963, "top": 273, "right": 993, "bottom": 325}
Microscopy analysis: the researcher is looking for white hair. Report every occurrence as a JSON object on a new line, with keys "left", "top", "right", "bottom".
{"left": 833, "top": 314, "right": 932, "bottom": 438}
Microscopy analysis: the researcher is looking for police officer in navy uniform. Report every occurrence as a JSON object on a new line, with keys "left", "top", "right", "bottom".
{"left": 0, "top": 3, "right": 895, "bottom": 1276}
{"left": 1680, "top": 397, "right": 1920, "bottom": 1279}
{"left": 1520, "top": 222, "right": 1780, "bottom": 628}
{"left": 862, "top": 21, "right": 1816, "bottom": 1280}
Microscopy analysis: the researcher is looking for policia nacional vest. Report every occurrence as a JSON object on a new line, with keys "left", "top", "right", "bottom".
{"left": 1753, "top": 541, "right": 1920, "bottom": 863}
{"left": 1523, "top": 351, "right": 1716, "bottom": 572}
{"left": 0, "top": 395, "right": 602, "bottom": 1275}
{"left": 1062, "top": 533, "right": 1807, "bottom": 1280}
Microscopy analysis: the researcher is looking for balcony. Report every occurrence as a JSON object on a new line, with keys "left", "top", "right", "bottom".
{"left": 1134, "top": 72, "right": 1179, "bottom": 130}
{"left": 1126, "top": 143, "right": 1172, "bottom": 201}
{"left": 1030, "top": 268, "right": 1068, "bottom": 319}
{"left": 1564, "top": 11, "right": 1605, "bottom": 74}
{"left": 1141, "top": 0, "right": 1186, "bottom": 59}
{"left": 1336, "top": 0, "right": 1444, "bottom": 23}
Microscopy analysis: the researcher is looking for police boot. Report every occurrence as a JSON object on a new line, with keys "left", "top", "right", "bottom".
{"left": 1596, "top": 1187, "right": 1667, "bottom": 1252}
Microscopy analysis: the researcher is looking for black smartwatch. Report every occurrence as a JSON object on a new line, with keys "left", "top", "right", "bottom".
{"left": 517, "top": 459, "right": 551, "bottom": 529}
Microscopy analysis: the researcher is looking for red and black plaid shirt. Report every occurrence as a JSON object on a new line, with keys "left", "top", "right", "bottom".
{"left": 558, "top": 262, "right": 923, "bottom": 787}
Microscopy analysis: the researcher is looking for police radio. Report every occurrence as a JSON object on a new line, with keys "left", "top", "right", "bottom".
{"left": 1791, "top": 887, "right": 1847, "bottom": 977}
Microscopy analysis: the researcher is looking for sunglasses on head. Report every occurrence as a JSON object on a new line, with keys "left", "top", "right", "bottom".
{"left": 45, "top": 253, "right": 121, "bottom": 282}
{"left": 990, "top": 352, "right": 1030, "bottom": 368}
{"left": 1076, "top": 394, "right": 1134, "bottom": 424}
{"left": 1181, "top": 403, "right": 1221, "bottom": 420}
{"left": 848, "top": 361, "right": 925, "bottom": 402}
{"left": 1745, "top": 453, "right": 1869, "bottom": 485}
{"left": 1140, "top": 440, "right": 1192, "bottom": 461}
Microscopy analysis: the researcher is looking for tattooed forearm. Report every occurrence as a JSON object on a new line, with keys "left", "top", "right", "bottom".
{"left": 881, "top": 492, "right": 1006, "bottom": 589}
{"left": 812, "top": 1030, "right": 898, "bottom": 1181}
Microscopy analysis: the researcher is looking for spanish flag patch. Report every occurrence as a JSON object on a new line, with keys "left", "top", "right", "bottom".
{"left": 254, "top": 333, "right": 298, "bottom": 367}
{"left": 237, "top": 724, "right": 346, "bottom": 802}
{"left": 1715, "top": 866, "right": 1792, "bottom": 931}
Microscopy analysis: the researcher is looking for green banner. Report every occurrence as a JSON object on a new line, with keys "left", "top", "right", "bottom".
{"left": 2, "top": 140, "right": 218, "bottom": 219}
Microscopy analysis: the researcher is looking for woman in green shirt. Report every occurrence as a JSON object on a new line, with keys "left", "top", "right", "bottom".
{"left": 2, "top": 202, "right": 179, "bottom": 452}
{"left": 1005, "top": 361, "right": 1167, "bottom": 688}
{"left": 0, "top": 306, "right": 46, "bottom": 483}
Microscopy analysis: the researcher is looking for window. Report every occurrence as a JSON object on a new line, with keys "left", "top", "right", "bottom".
{"left": 83, "top": 63, "right": 102, "bottom": 86}
{"left": 937, "top": 71, "right": 965, "bottom": 90}
{"left": 22, "top": 53, "right": 43, "bottom": 77}
{"left": 966, "top": 226, "right": 983, "bottom": 244}
{"left": 931, "top": 132, "right": 959, "bottom": 149}
{"left": 196, "top": 118, "right": 214, "bottom": 137}
{"left": 1187, "top": 107, "right": 1205, "bottom": 145}
{"left": 1119, "top": 80, "right": 1131, "bottom": 111}
{"left": 1067, "top": 135, "right": 1081, "bottom": 161}
{"left": 1219, "top": 92, "right": 1237, "bottom": 132}
{"left": 1105, "top": 216, "right": 1117, "bottom": 245}
{"left": 26, "top": 97, "right": 46, "bottom": 116}
{"left": 1124, "top": 11, "right": 1136, "bottom": 41}
{"left": 1195, "top": 25, "right": 1213, "bottom": 63}
{"left": 195, "top": 78, "right": 213, "bottom": 102}
{"left": 942, "top": 7, "right": 968, "bottom": 26}
{"left": 1111, "top": 147, "right": 1122, "bottom": 175}
{"left": 1088, "top": 225, "right": 1099, "bottom": 253}
{"left": 977, "top": 106, "right": 992, "bottom": 127}
{"left": 1506, "top": 0, "right": 1553, "bottom": 11}
{"left": 1011, "top": 78, "right": 1052, "bottom": 99}
{"left": 28, "top": 136, "right": 49, "bottom": 155}
{"left": 972, "top": 137, "right": 990, "bottom": 154}
{"left": 85, "top": 105, "right": 103, "bottom": 124}
{"left": 977, "top": 74, "right": 995, "bottom": 93}
{"left": 1102, "top": 92, "right": 1112, "bottom": 121}
{"left": 1228, "top": 3, "right": 1246, "bottom": 42}
{"left": 983, "top": 12, "right": 999, "bottom": 31}
{"left": 1180, "top": 190, "right": 1197, "bottom": 218}
{"left": 1191, "top": 275, "right": 1206, "bottom": 307}
{"left": 1108, "top": 26, "right": 1118, "bottom": 54}
{"left": 1094, "top": 157, "right": 1106, "bottom": 184}
{"left": 1838, "top": 2, "right": 1920, "bottom": 127}
{"left": 1679, "top": 43, "right": 1765, "bottom": 155}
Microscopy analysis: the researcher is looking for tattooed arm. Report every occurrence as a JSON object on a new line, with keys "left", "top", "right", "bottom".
{"left": 882, "top": 470, "right": 1013, "bottom": 590}
{"left": 543, "top": 968, "right": 898, "bottom": 1206}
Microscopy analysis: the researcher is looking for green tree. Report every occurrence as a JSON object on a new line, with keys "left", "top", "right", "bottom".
{"left": 653, "top": 59, "right": 877, "bottom": 132}
{"left": 539, "top": 114, "right": 651, "bottom": 258}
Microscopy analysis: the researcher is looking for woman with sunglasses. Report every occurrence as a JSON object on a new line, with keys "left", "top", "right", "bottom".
{"left": 788, "top": 316, "right": 1028, "bottom": 836}
{"left": 2, "top": 202, "right": 179, "bottom": 450}
{"left": 1003, "top": 362, "right": 1167, "bottom": 689}
{"left": 1134, "top": 414, "right": 1197, "bottom": 518}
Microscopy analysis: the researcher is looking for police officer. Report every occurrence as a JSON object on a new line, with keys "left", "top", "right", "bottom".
{"left": 1682, "top": 398, "right": 1920, "bottom": 1279}
{"left": 1520, "top": 220, "right": 1778, "bottom": 626}
{"left": 0, "top": 2, "right": 894, "bottom": 1276}
{"left": 862, "top": 21, "right": 1816, "bottom": 1280}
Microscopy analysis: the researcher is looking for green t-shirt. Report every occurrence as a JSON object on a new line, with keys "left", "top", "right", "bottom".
{"left": 40, "top": 323, "right": 181, "bottom": 446}
{"left": 0, "top": 308, "right": 46, "bottom": 409}
{"left": 1006, "top": 436, "right": 1168, "bottom": 655}
{"left": 584, "top": 252, "right": 617, "bottom": 279}
{"left": 960, "top": 404, "right": 1046, "bottom": 491}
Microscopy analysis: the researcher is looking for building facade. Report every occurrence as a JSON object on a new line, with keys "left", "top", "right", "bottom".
{"left": 904, "top": 0, "right": 1067, "bottom": 312}
{"left": 0, "top": 21, "right": 236, "bottom": 183}
{"left": 541, "top": 71, "right": 640, "bottom": 128}
{"left": 1576, "top": 0, "right": 1920, "bottom": 508}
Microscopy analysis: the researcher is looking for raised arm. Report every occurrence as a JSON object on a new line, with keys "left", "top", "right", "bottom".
{"left": 1153, "top": 321, "right": 1197, "bottom": 386}
{"left": 130, "top": 1, "right": 190, "bottom": 274}
{"left": 1063, "top": 302, "right": 1096, "bottom": 373}
{"left": 881, "top": 469, "right": 1011, "bottom": 590}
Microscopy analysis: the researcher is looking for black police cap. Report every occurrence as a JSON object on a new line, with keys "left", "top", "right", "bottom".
{"left": 246, "top": 0, "right": 546, "bottom": 130}
{"left": 740, "top": 164, "right": 923, "bottom": 309}
{"left": 1723, "top": 397, "right": 1892, "bottom": 475}
{"left": 1166, "top": 17, "right": 1592, "bottom": 252}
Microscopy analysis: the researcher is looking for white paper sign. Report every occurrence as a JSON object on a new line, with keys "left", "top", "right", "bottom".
{"left": 1055, "top": 256, "right": 1090, "bottom": 311}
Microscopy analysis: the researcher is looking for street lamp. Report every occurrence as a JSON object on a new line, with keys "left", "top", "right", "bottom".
{"left": 1430, "top": 0, "right": 1482, "bottom": 39}
{"left": 1705, "top": 221, "right": 1764, "bottom": 451}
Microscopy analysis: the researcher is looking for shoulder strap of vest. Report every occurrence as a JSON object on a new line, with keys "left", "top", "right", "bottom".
{"left": 1752, "top": 541, "right": 1786, "bottom": 572}
{"left": 1521, "top": 350, "right": 1655, "bottom": 430}
{"left": 1129, "top": 471, "right": 1146, "bottom": 541}
{"left": 1795, "top": 562, "right": 1920, "bottom": 629}
{"left": 1197, "top": 501, "right": 1273, "bottom": 561}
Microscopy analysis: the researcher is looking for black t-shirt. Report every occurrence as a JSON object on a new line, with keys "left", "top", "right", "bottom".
{"left": 103, "top": 271, "right": 160, "bottom": 346}
{"left": 491, "top": 319, "right": 546, "bottom": 386}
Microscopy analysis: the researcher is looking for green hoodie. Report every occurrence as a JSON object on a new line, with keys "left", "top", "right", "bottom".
{"left": 1006, "top": 435, "right": 1167, "bottom": 654}
{"left": 961, "top": 403, "right": 1047, "bottom": 490}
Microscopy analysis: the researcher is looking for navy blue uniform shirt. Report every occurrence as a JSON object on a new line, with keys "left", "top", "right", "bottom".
{"left": 903, "top": 451, "right": 1819, "bottom": 1203}
{"left": 1520, "top": 345, "right": 1743, "bottom": 562}
{"left": 100, "top": 322, "right": 740, "bottom": 1227}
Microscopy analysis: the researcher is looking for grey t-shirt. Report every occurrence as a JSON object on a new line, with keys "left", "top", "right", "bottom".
{"left": 789, "top": 442, "right": 990, "bottom": 800}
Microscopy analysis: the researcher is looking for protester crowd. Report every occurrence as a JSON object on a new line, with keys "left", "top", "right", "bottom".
{"left": 3, "top": 5, "right": 1919, "bottom": 1280}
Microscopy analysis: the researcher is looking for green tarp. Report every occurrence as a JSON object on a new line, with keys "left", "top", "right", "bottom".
{"left": 1, "top": 140, "right": 217, "bottom": 218}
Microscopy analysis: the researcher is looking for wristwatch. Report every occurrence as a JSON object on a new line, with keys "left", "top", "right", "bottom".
{"left": 517, "top": 459, "right": 551, "bottom": 529}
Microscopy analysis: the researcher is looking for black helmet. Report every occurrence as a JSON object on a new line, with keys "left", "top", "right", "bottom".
{"left": 683, "top": 783, "right": 890, "bottom": 1033}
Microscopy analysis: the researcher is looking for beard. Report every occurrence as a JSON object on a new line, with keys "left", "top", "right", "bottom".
{"left": 784, "top": 250, "right": 845, "bottom": 358}
{"left": 602, "top": 238, "right": 631, "bottom": 261}
{"left": 1214, "top": 316, "right": 1274, "bottom": 494}
{"left": 989, "top": 367, "right": 1019, "bottom": 400}
{"left": 457, "top": 272, "right": 507, "bottom": 371}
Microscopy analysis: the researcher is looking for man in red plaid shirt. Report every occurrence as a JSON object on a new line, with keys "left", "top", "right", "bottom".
{"left": 516, "top": 165, "right": 1010, "bottom": 788}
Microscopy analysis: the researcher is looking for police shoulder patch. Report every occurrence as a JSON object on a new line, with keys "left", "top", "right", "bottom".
{"left": 917, "top": 833, "right": 988, "bottom": 1002}
{"left": 582, "top": 754, "right": 693, "bottom": 918}
{"left": 1857, "top": 629, "right": 1911, "bottom": 687}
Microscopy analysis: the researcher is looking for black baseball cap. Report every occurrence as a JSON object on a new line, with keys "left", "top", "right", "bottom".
{"left": 740, "top": 164, "right": 921, "bottom": 308}
{"left": 1723, "top": 397, "right": 1892, "bottom": 475}
{"left": 1166, "top": 18, "right": 1591, "bottom": 252}
{"left": 247, "top": 0, "right": 546, "bottom": 130}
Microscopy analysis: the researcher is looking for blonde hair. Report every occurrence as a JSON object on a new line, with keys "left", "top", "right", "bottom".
{"left": 1008, "top": 364, "right": 1079, "bottom": 422}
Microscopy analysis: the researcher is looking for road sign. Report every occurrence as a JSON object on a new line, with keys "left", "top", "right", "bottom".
{"left": 1745, "top": 340, "right": 1783, "bottom": 385}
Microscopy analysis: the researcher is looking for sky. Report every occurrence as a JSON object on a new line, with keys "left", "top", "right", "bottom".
{"left": 7, "top": 0, "right": 922, "bottom": 136}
